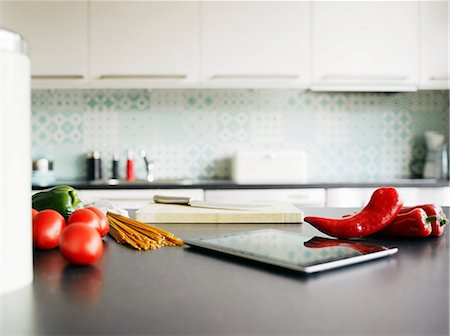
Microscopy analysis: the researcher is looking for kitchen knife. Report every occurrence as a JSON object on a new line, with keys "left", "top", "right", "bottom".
{"left": 153, "top": 195, "right": 268, "bottom": 211}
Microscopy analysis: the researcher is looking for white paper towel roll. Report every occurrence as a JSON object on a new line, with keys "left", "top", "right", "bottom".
{"left": 1, "top": 29, "right": 33, "bottom": 295}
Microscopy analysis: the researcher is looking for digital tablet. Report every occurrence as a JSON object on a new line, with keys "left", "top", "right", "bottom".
{"left": 185, "top": 229, "right": 398, "bottom": 273}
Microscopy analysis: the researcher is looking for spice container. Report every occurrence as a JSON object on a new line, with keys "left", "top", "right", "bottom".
{"left": 111, "top": 152, "right": 119, "bottom": 180}
{"left": 86, "top": 150, "right": 102, "bottom": 181}
{"left": 126, "top": 150, "right": 135, "bottom": 181}
{"left": 32, "top": 158, "right": 55, "bottom": 186}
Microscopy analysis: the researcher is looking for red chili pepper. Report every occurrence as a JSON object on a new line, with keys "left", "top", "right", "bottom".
{"left": 304, "top": 187, "right": 402, "bottom": 239}
{"left": 304, "top": 237, "right": 384, "bottom": 254}
{"left": 376, "top": 208, "right": 432, "bottom": 238}
{"left": 399, "top": 204, "right": 448, "bottom": 237}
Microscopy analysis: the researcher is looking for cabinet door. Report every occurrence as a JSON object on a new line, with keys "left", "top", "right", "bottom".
{"left": 90, "top": 1, "right": 199, "bottom": 88}
{"left": 205, "top": 189, "right": 326, "bottom": 207}
{"left": 2, "top": 1, "right": 88, "bottom": 87}
{"left": 201, "top": 1, "right": 310, "bottom": 88}
{"left": 311, "top": 1, "right": 418, "bottom": 91}
{"left": 327, "top": 187, "right": 450, "bottom": 207}
{"left": 419, "top": 1, "right": 449, "bottom": 89}
{"left": 397, "top": 187, "right": 450, "bottom": 207}
{"left": 326, "top": 188, "right": 378, "bottom": 207}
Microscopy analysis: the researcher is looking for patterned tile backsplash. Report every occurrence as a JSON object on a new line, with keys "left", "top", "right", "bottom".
{"left": 31, "top": 89, "right": 449, "bottom": 182}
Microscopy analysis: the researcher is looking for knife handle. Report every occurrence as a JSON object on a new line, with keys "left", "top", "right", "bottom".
{"left": 153, "top": 195, "right": 192, "bottom": 205}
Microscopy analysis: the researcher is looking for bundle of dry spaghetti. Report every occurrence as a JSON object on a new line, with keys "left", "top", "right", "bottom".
{"left": 106, "top": 211, "right": 183, "bottom": 250}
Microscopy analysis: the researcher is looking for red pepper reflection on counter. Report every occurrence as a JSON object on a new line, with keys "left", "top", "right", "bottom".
{"left": 304, "top": 236, "right": 384, "bottom": 255}
{"left": 304, "top": 187, "right": 403, "bottom": 239}
{"left": 376, "top": 208, "right": 432, "bottom": 238}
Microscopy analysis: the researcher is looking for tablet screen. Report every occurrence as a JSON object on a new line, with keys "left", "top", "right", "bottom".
{"left": 185, "top": 229, "right": 397, "bottom": 273}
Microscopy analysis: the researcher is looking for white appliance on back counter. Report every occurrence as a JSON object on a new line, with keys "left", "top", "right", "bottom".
{"left": 231, "top": 150, "right": 308, "bottom": 184}
{"left": 423, "top": 131, "right": 449, "bottom": 180}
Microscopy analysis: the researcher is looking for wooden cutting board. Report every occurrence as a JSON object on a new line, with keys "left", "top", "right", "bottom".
{"left": 135, "top": 202, "right": 304, "bottom": 224}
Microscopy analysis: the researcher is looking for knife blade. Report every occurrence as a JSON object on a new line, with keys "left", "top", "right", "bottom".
{"left": 153, "top": 195, "right": 268, "bottom": 211}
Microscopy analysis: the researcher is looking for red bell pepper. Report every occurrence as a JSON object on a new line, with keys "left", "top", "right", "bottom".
{"left": 399, "top": 204, "right": 448, "bottom": 237}
{"left": 304, "top": 187, "right": 402, "bottom": 239}
{"left": 376, "top": 208, "right": 432, "bottom": 238}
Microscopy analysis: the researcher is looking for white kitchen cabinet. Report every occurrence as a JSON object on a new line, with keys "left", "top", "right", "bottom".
{"left": 89, "top": 1, "right": 199, "bottom": 88}
{"left": 205, "top": 189, "right": 327, "bottom": 207}
{"left": 327, "top": 187, "right": 450, "bottom": 208}
{"left": 2, "top": 1, "right": 88, "bottom": 88}
{"left": 5, "top": 1, "right": 446, "bottom": 90}
{"left": 419, "top": 1, "right": 449, "bottom": 90}
{"left": 200, "top": 1, "right": 310, "bottom": 88}
{"left": 311, "top": 1, "right": 419, "bottom": 92}
{"left": 77, "top": 189, "right": 204, "bottom": 210}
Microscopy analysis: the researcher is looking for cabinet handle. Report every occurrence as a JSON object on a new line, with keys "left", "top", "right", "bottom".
{"left": 430, "top": 76, "right": 450, "bottom": 81}
{"left": 321, "top": 75, "right": 408, "bottom": 81}
{"left": 96, "top": 74, "right": 187, "bottom": 80}
{"left": 287, "top": 194, "right": 310, "bottom": 200}
{"left": 208, "top": 74, "right": 300, "bottom": 80}
{"left": 32, "top": 75, "right": 85, "bottom": 80}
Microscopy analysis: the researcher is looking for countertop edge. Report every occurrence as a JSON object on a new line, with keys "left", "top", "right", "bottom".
{"left": 32, "top": 179, "right": 450, "bottom": 190}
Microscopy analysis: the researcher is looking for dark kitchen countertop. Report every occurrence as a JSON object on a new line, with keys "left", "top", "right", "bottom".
{"left": 2, "top": 207, "right": 449, "bottom": 335}
{"left": 32, "top": 178, "right": 450, "bottom": 190}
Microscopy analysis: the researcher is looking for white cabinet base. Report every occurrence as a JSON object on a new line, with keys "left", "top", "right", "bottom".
{"left": 327, "top": 187, "right": 450, "bottom": 208}
{"left": 205, "top": 189, "right": 326, "bottom": 208}
{"left": 78, "top": 189, "right": 204, "bottom": 210}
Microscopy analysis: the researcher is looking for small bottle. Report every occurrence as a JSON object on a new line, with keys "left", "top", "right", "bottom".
{"left": 126, "top": 150, "right": 135, "bottom": 181}
{"left": 111, "top": 153, "right": 119, "bottom": 180}
{"left": 87, "top": 151, "right": 102, "bottom": 181}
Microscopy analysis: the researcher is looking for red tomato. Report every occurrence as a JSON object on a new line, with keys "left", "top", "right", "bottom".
{"left": 33, "top": 210, "right": 66, "bottom": 249}
{"left": 59, "top": 224, "right": 103, "bottom": 265}
{"left": 68, "top": 208, "right": 101, "bottom": 233}
{"left": 32, "top": 208, "right": 39, "bottom": 219}
{"left": 85, "top": 207, "right": 109, "bottom": 237}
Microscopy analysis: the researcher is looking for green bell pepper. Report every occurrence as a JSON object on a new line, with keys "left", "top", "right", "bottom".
{"left": 32, "top": 185, "right": 83, "bottom": 220}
